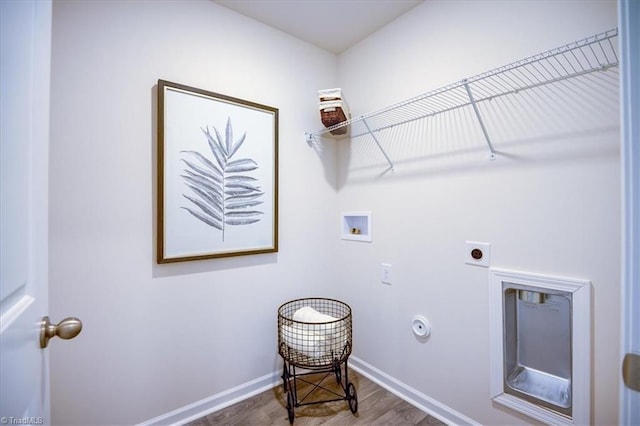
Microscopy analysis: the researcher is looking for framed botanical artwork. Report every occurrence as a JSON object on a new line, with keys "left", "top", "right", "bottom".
{"left": 157, "top": 80, "right": 278, "bottom": 263}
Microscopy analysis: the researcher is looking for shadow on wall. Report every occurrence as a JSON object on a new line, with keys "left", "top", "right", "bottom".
{"left": 306, "top": 132, "right": 351, "bottom": 191}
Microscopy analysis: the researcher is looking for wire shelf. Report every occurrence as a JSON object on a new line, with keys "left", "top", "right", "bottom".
{"left": 306, "top": 28, "right": 619, "bottom": 168}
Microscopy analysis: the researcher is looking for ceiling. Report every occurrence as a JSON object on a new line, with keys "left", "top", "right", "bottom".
{"left": 214, "top": 0, "right": 424, "bottom": 54}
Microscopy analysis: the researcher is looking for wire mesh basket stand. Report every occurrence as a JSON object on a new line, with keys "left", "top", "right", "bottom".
{"left": 278, "top": 298, "right": 357, "bottom": 424}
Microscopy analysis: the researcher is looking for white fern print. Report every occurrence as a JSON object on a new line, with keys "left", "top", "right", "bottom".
{"left": 180, "top": 117, "right": 264, "bottom": 241}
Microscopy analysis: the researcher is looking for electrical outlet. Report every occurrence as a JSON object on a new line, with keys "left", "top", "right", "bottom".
{"left": 381, "top": 263, "right": 392, "bottom": 285}
{"left": 465, "top": 241, "right": 491, "bottom": 267}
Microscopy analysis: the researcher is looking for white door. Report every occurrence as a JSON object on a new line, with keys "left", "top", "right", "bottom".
{"left": 620, "top": 0, "right": 640, "bottom": 424}
{"left": 1, "top": 1, "right": 53, "bottom": 423}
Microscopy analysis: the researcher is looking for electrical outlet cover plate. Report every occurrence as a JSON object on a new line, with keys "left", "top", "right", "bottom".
{"left": 465, "top": 241, "right": 491, "bottom": 267}
{"left": 381, "top": 263, "right": 392, "bottom": 285}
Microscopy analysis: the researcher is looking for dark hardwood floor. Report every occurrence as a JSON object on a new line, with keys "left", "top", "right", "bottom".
{"left": 186, "top": 369, "right": 446, "bottom": 425}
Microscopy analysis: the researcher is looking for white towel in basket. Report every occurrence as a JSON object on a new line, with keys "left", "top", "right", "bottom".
{"left": 293, "top": 306, "right": 337, "bottom": 324}
{"left": 280, "top": 306, "right": 348, "bottom": 359}
{"left": 281, "top": 324, "right": 327, "bottom": 359}
{"left": 294, "top": 306, "right": 342, "bottom": 337}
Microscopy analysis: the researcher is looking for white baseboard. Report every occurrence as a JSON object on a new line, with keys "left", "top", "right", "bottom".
{"left": 136, "top": 371, "right": 282, "bottom": 426}
{"left": 348, "top": 356, "right": 480, "bottom": 426}
{"left": 138, "top": 357, "right": 479, "bottom": 426}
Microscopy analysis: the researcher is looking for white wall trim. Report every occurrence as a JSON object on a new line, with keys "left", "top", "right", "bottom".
{"left": 136, "top": 371, "right": 282, "bottom": 426}
{"left": 137, "top": 357, "right": 481, "bottom": 426}
{"left": 349, "top": 356, "right": 480, "bottom": 426}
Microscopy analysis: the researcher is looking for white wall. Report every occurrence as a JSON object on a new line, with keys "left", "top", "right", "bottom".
{"left": 49, "top": 0, "right": 622, "bottom": 425}
{"left": 335, "top": 1, "right": 620, "bottom": 425}
{"left": 48, "top": 1, "right": 339, "bottom": 424}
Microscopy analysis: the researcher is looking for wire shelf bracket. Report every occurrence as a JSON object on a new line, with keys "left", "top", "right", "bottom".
{"left": 463, "top": 80, "right": 496, "bottom": 161}
{"left": 305, "top": 28, "right": 619, "bottom": 167}
{"left": 362, "top": 118, "right": 394, "bottom": 170}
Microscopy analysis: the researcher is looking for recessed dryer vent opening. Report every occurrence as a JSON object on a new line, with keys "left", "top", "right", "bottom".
{"left": 489, "top": 269, "right": 591, "bottom": 425}
{"left": 504, "top": 285, "right": 572, "bottom": 416}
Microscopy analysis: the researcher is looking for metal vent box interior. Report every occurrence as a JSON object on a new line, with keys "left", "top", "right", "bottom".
{"left": 489, "top": 269, "right": 590, "bottom": 425}
{"left": 503, "top": 284, "right": 572, "bottom": 417}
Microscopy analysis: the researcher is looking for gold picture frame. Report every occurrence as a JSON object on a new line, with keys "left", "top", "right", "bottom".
{"left": 157, "top": 80, "right": 278, "bottom": 263}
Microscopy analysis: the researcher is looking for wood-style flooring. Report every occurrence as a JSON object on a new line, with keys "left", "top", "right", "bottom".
{"left": 186, "top": 369, "right": 446, "bottom": 425}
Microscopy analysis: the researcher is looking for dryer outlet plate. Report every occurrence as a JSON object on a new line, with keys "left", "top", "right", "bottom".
{"left": 465, "top": 241, "right": 491, "bottom": 267}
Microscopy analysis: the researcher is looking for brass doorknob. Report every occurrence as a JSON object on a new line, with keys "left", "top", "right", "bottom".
{"left": 40, "top": 316, "right": 82, "bottom": 348}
